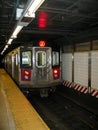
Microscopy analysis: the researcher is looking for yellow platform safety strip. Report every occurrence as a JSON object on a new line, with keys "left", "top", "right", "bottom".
{"left": 0, "top": 69, "right": 50, "bottom": 130}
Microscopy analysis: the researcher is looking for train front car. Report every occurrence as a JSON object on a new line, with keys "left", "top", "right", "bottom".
{"left": 4, "top": 42, "right": 61, "bottom": 97}
{"left": 20, "top": 46, "right": 61, "bottom": 97}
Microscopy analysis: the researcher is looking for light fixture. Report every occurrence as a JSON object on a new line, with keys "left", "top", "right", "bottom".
{"left": 1, "top": 52, "right": 3, "bottom": 55}
{"left": 7, "top": 38, "right": 13, "bottom": 45}
{"left": 0, "top": 0, "right": 46, "bottom": 55}
{"left": 11, "top": 25, "right": 23, "bottom": 39}
{"left": 5, "top": 45, "right": 8, "bottom": 49}
{"left": 24, "top": 0, "right": 45, "bottom": 17}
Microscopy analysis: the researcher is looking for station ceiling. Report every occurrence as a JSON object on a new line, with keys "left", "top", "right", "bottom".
{"left": 0, "top": 0, "right": 98, "bottom": 55}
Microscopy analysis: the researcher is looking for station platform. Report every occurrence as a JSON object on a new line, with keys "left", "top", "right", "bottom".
{"left": 0, "top": 69, "right": 50, "bottom": 130}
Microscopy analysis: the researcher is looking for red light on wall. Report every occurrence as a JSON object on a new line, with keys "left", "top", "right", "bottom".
{"left": 38, "top": 12, "right": 48, "bottom": 28}
{"left": 39, "top": 40, "right": 46, "bottom": 47}
{"left": 39, "top": 18, "right": 47, "bottom": 28}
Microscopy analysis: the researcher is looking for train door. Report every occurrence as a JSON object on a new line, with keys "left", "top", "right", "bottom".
{"left": 33, "top": 47, "right": 51, "bottom": 85}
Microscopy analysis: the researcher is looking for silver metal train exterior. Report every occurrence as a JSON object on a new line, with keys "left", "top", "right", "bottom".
{"left": 4, "top": 44, "right": 61, "bottom": 97}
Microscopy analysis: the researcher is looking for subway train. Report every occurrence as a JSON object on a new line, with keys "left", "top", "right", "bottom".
{"left": 4, "top": 41, "right": 61, "bottom": 97}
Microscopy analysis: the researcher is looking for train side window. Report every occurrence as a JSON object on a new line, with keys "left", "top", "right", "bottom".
{"left": 52, "top": 51, "right": 59, "bottom": 66}
{"left": 36, "top": 51, "right": 46, "bottom": 68}
{"left": 21, "top": 51, "right": 32, "bottom": 68}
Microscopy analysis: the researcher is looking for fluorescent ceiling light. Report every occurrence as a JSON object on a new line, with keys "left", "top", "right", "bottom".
{"left": 1, "top": 45, "right": 8, "bottom": 54}
{"left": 5, "top": 45, "right": 8, "bottom": 49}
{"left": 11, "top": 25, "right": 23, "bottom": 38}
{"left": 1, "top": 50, "right": 4, "bottom": 55}
{"left": 24, "top": 0, "right": 45, "bottom": 17}
{"left": 7, "top": 38, "right": 13, "bottom": 45}
{"left": 1, "top": 52, "right": 3, "bottom": 55}
{"left": 0, "top": 0, "right": 45, "bottom": 55}
{"left": 4, "top": 48, "right": 6, "bottom": 51}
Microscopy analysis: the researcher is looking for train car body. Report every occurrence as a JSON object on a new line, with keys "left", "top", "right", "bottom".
{"left": 4, "top": 45, "right": 61, "bottom": 97}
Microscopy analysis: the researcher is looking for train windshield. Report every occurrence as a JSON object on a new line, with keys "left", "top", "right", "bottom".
{"left": 52, "top": 51, "right": 59, "bottom": 66}
{"left": 36, "top": 51, "right": 46, "bottom": 68}
{"left": 21, "top": 50, "right": 32, "bottom": 68}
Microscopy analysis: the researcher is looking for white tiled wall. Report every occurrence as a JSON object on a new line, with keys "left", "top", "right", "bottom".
{"left": 62, "top": 53, "right": 72, "bottom": 82}
{"left": 91, "top": 51, "right": 98, "bottom": 89}
{"left": 74, "top": 52, "right": 88, "bottom": 86}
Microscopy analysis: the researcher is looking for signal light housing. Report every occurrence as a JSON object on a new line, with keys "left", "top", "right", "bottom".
{"left": 21, "top": 69, "right": 31, "bottom": 81}
{"left": 39, "top": 40, "right": 46, "bottom": 47}
{"left": 53, "top": 68, "right": 60, "bottom": 80}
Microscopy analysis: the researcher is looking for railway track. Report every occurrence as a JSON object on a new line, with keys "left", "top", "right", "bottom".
{"left": 28, "top": 87, "right": 98, "bottom": 130}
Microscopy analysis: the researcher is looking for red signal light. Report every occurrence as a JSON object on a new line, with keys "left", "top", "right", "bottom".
{"left": 39, "top": 40, "right": 46, "bottom": 47}
{"left": 39, "top": 18, "right": 47, "bottom": 28}
{"left": 53, "top": 69, "right": 58, "bottom": 74}
{"left": 21, "top": 69, "right": 31, "bottom": 81}
{"left": 53, "top": 68, "right": 60, "bottom": 80}
{"left": 24, "top": 70, "right": 29, "bottom": 75}
{"left": 38, "top": 12, "right": 48, "bottom": 28}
